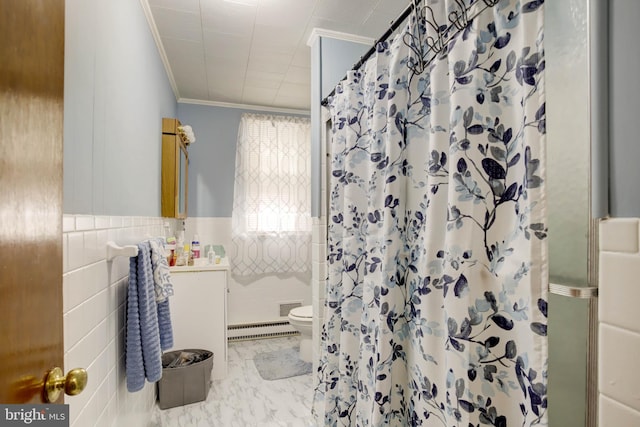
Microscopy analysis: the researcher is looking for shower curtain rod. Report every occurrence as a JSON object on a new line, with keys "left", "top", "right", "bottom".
{"left": 320, "top": 0, "right": 423, "bottom": 107}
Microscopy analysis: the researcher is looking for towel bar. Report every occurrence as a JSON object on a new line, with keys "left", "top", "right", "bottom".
{"left": 106, "top": 241, "right": 138, "bottom": 261}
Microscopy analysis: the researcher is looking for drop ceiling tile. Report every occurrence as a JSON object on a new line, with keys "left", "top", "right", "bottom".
{"left": 207, "top": 65, "right": 246, "bottom": 80}
{"left": 208, "top": 80, "right": 244, "bottom": 102}
{"left": 275, "top": 99, "right": 309, "bottom": 110}
{"left": 361, "top": 10, "right": 407, "bottom": 39}
{"left": 256, "top": 0, "right": 316, "bottom": 28}
{"left": 364, "top": 0, "right": 412, "bottom": 37}
{"left": 147, "top": 0, "right": 200, "bottom": 14}
{"left": 247, "top": 48, "right": 290, "bottom": 62}
{"left": 151, "top": 6, "right": 202, "bottom": 42}
{"left": 291, "top": 45, "right": 311, "bottom": 68}
{"left": 161, "top": 37, "right": 206, "bottom": 66}
{"left": 147, "top": 0, "right": 401, "bottom": 108}
{"left": 200, "top": 1, "right": 258, "bottom": 34}
{"left": 242, "top": 86, "right": 278, "bottom": 106}
{"left": 246, "top": 60, "right": 290, "bottom": 75}
{"left": 275, "top": 84, "right": 310, "bottom": 111}
{"left": 250, "top": 41, "right": 298, "bottom": 58}
{"left": 284, "top": 65, "right": 311, "bottom": 85}
{"left": 206, "top": 65, "right": 247, "bottom": 102}
{"left": 206, "top": 53, "right": 249, "bottom": 71}
{"left": 278, "top": 81, "right": 308, "bottom": 97}
{"left": 252, "top": 24, "right": 305, "bottom": 48}
{"left": 203, "top": 31, "right": 252, "bottom": 60}
{"left": 179, "top": 81, "right": 211, "bottom": 100}
{"left": 374, "top": 0, "right": 411, "bottom": 16}
{"left": 207, "top": 92, "right": 244, "bottom": 103}
{"left": 162, "top": 40, "right": 207, "bottom": 99}
{"left": 274, "top": 91, "right": 311, "bottom": 110}
{"left": 247, "top": 51, "right": 292, "bottom": 74}
{"left": 243, "top": 79, "right": 281, "bottom": 90}
{"left": 245, "top": 69, "right": 285, "bottom": 88}
{"left": 201, "top": 16, "right": 255, "bottom": 36}
{"left": 207, "top": 64, "right": 247, "bottom": 90}
{"left": 313, "top": 0, "right": 377, "bottom": 24}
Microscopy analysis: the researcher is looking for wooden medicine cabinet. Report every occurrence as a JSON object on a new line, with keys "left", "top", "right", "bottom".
{"left": 161, "top": 118, "right": 189, "bottom": 218}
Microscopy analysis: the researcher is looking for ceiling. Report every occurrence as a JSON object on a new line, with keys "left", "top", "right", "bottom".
{"left": 143, "top": 0, "right": 409, "bottom": 112}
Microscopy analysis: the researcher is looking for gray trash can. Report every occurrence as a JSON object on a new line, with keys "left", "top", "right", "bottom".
{"left": 157, "top": 349, "right": 213, "bottom": 409}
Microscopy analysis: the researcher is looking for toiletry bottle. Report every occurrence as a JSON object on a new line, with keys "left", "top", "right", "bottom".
{"left": 191, "top": 235, "right": 200, "bottom": 259}
{"left": 185, "top": 243, "right": 192, "bottom": 266}
{"left": 166, "top": 236, "right": 177, "bottom": 266}
{"left": 175, "top": 245, "right": 185, "bottom": 266}
{"left": 207, "top": 247, "right": 215, "bottom": 264}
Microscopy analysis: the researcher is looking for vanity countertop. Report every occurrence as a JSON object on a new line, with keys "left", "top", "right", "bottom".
{"left": 169, "top": 257, "right": 229, "bottom": 272}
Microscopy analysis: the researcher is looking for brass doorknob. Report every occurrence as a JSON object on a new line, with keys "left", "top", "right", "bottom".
{"left": 44, "top": 367, "right": 88, "bottom": 403}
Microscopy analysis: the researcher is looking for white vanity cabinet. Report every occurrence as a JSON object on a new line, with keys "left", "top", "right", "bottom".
{"left": 169, "top": 260, "right": 229, "bottom": 379}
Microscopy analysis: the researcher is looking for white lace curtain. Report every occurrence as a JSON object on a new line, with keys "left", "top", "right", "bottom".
{"left": 230, "top": 113, "right": 312, "bottom": 276}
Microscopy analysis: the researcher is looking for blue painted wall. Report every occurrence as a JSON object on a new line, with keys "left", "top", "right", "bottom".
{"left": 177, "top": 103, "right": 309, "bottom": 217}
{"left": 310, "top": 36, "right": 370, "bottom": 217}
{"left": 609, "top": 0, "right": 640, "bottom": 217}
{"left": 64, "top": 0, "right": 177, "bottom": 215}
{"left": 320, "top": 38, "right": 370, "bottom": 99}
{"left": 310, "top": 38, "right": 322, "bottom": 219}
{"left": 63, "top": 3, "right": 368, "bottom": 219}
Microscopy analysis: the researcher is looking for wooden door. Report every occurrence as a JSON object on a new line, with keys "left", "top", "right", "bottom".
{"left": 0, "top": 0, "right": 65, "bottom": 403}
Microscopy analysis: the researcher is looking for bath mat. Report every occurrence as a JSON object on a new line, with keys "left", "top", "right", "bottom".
{"left": 253, "top": 347, "right": 312, "bottom": 381}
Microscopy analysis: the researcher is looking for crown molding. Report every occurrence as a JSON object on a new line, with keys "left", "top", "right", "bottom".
{"left": 307, "top": 28, "right": 375, "bottom": 47}
{"left": 178, "top": 98, "right": 310, "bottom": 116}
{"left": 139, "top": 0, "right": 180, "bottom": 101}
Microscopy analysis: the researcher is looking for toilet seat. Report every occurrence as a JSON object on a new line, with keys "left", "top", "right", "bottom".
{"left": 289, "top": 305, "right": 312, "bottom": 319}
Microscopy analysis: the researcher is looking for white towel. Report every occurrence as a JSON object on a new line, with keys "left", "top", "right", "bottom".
{"left": 149, "top": 238, "right": 174, "bottom": 302}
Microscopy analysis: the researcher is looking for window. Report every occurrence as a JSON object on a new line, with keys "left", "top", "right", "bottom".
{"left": 230, "top": 113, "right": 311, "bottom": 276}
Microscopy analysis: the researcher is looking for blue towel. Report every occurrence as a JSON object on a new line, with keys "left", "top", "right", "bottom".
{"left": 125, "top": 242, "right": 174, "bottom": 392}
{"left": 157, "top": 299, "right": 173, "bottom": 351}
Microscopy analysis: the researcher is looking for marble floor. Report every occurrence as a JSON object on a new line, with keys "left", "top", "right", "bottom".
{"left": 150, "top": 336, "right": 315, "bottom": 427}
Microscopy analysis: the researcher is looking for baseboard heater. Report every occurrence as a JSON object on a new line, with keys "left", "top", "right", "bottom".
{"left": 227, "top": 320, "right": 298, "bottom": 342}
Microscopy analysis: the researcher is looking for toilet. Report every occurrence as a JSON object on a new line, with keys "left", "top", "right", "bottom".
{"left": 287, "top": 305, "right": 313, "bottom": 363}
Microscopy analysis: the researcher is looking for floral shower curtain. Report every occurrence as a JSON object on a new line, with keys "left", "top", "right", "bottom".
{"left": 314, "top": 1, "right": 547, "bottom": 426}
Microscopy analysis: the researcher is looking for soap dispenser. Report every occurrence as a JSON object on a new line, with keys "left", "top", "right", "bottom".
{"left": 191, "top": 234, "right": 201, "bottom": 259}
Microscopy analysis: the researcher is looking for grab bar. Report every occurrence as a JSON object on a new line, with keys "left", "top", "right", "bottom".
{"left": 549, "top": 283, "right": 598, "bottom": 299}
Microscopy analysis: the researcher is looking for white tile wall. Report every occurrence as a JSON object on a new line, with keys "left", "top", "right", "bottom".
{"left": 600, "top": 395, "right": 640, "bottom": 426}
{"left": 598, "top": 218, "right": 640, "bottom": 426}
{"left": 312, "top": 217, "right": 327, "bottom": 378}
{"left": 63, "top": 214, "right": 165, "bottom": 427}
{"left": 312, "top": 111, "right": 329, "bottom": 378}
{"left": 182, "top": 217, "right": 312, "bottom": 325}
